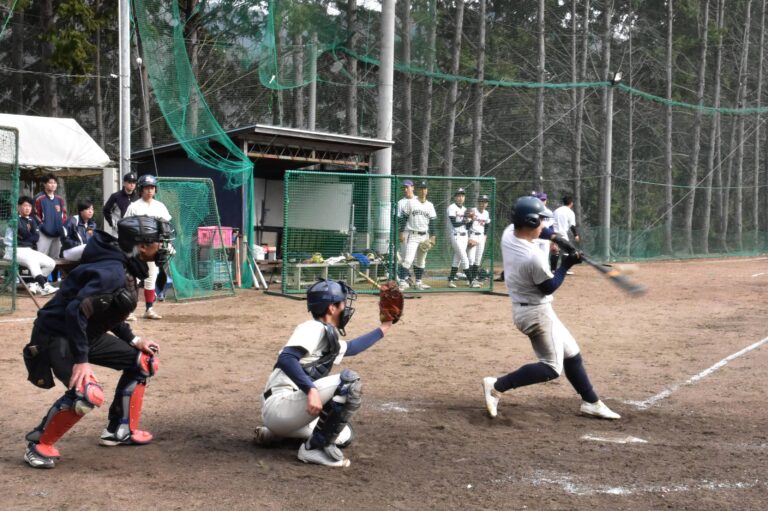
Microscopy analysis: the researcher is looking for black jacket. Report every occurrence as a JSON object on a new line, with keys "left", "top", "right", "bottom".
{"left": 103, "top": 189, "right": 139, "bottom": 228}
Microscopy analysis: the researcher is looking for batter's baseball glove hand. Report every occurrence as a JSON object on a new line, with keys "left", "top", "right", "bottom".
{"left": 378, "top": 280, "right": 404, "bottom": 324}
{"left": 467, "top": 239, "right": 478, "bottom": 248}
{"left": 419, "top": 239, "right": 435, "bottom": 252}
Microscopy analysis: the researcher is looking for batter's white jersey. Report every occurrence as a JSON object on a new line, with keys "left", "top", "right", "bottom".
{"left": 124, "top": 198, "right": 172, "bottom": 222}
{"left": 401, "top": 199, "right": 437, "bottom": 233}
{"left": 446, "top": 203, "right": 469, "bottom": 234}
{"left": 501, "top": 224, "right": 553, "bottom": 305}
{"left": 553, "top": 205, "right": 576, "bottom": 240}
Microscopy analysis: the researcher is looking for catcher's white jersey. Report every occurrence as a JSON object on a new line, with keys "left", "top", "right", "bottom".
{"left": 501, "top": 224, "right": 554, "bottom": 305}
{"left": 553, "top": 205, "right": 576, "bottom": 239}
{"left": 447, "top": 203, "right": 469, "bottom": 234}
{"left": 124, "top": 198, "right": 172, "bottom": 222}
{"left": 401, "top": 199, "right": 437, "bottom": 233}
{"left": 469, "top": 208, "right": 490, "bottom": 235}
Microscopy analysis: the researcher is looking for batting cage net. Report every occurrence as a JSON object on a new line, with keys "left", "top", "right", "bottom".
{"left": 156, "top": 178, "right": 235, "bottom": 301}
{"left": 282, "top": 171, "right": 496, "bottom": 295}
{"left": 0, "top": 126, "right": 19, "bottom": 314}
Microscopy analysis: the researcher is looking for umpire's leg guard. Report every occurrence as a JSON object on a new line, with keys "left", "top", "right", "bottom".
{"left": 101, "top": 352, "right": 159, "bottom": 446}
{"left": 308, "top": 369, "right": 363, "bottom": 450}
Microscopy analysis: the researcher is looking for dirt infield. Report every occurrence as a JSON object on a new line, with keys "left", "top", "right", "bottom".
{"left": 1, "top": 257, "right": 767, "bottom": 510}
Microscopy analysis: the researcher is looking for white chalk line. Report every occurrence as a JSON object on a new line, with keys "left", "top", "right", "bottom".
{"left": 624, "top": 336, "right": 768, "bottom": 410}
{"left": 751, "top": 272, "right": 766, "bottom": 277}
{"left": 581, "top": 433, "right": 648, "bottom": 444}
{"left": 0, "top": 316, "right": 34, "bottom": 323}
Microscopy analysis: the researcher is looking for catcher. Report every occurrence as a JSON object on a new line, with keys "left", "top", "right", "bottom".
{"left": 253, "top": 279, "right": 403, "bottom": 467}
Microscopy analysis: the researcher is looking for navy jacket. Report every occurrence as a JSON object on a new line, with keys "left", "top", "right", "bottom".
{"left": 16, "top": 215, "right": 41, "bottom": 249}
{"left": 61, "top": 214, "right": 96, "bottom": 251}
{"left": 34, "top": 231, "right": 136, "bottom": 363}
{"left": 34, "top": 193, "right": 67, "bottom": 237}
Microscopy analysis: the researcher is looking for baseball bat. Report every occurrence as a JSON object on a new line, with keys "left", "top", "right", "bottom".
{"left": 580, "top": 254, "right": 646, "bottom": 296}
{"left": 354, "top": 268, "right": 383, "bottom": 289}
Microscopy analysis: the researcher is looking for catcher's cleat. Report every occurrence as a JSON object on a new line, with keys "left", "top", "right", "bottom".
{"left": 482, "top": 376, "right": 501, "bottom": 418}
{"left": 447, "top": 280, "right": 457, "bottom": 288}
{"left": 99, "top": 428, "right": 154, "bottom": 446}
{"left": 414, "top": 280, "right": 430, "bottom": 290}
{"left": 253, "top": 426, "right": 280, "bottom": 447}
{"left": 580, "top": 400, "right": 621, "bottom": 420}
{"left": 298, "top": 441, "right": 350, "bottom": 468}
{"left": 143, "top": 307, "right": 162, "bottom": 320}
{"left": 24, "top": 443, "right": 56, "bottom": 469}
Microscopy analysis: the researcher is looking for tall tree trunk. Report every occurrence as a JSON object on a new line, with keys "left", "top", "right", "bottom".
{"left": 400, "top": 0, "right": 413, "bottom": 171}
{"left": 734, "top": 0, "right": 753, "bottom": 251}
{"left": 684, "top": 0, "right": 710, "bottom": 254}
{"left": 599, "top": 0, "right": 612, "bottom": 247}
{"left": 626, "top": 2, "right": 635, "bottom": 258}
{"left": 418, "top": 0, "right": 437, "bottom": 175}
{"left": 12, "top": 11, "right": 24, "bottom": 113}
{"left": 573, "top": 0, "right": 590, "bottom": 226}
{"left": 294, "top": 33, "right": 305, "bottom": 129}
{"left": 472, "top": 0, "right": 486, "bottom": 188}
{"left": 704, "top": 0, "right": 725, "bottom": 254}
{"left": 721, "top": 117, "right": 737, "bottom": 250}
{"left": 664, "top": 0, "right": 674, "bottom": 255}
{"left": 755, "top": 0, "right": 766, "bottom": 247}
{"left": 534, "top": 0, "right": 545, "bottom": 189}
{"left": 41, "top": 0, "right": 59, "bottom": 116}
{"left": 444, "top": 0, "right": 464, "bottom": 180}
{"left": 346, "top": 0, "right": 359, "bottom": 136}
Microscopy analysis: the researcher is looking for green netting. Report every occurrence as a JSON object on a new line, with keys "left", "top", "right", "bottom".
{"left": 282, "top": 171, "right": 495, "bottom": 294}
{"left": 0, "top": 126, "right": 19, "bottom": 314}
{"left": 156, "top": 177, "right": 235, "bottom": 301}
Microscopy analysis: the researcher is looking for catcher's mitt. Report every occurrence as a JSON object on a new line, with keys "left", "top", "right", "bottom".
{"left": 419, "top": 239, "right": 435, "bottom": 252}
{"left": 467, "top": 239, "right": 478, "bottom": 248}
{"left": 378, "top": 280, "right": 404, "bottom": 324}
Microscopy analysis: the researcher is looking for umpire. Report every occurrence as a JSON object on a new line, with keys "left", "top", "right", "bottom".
{"left": 102, "top": 172, "right": 139, "bottom": 232}
{"left": 21, "top": 215, "right": 174, "bottom": 469}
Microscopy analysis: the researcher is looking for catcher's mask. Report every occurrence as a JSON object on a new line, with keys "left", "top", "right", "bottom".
{"left": 307, "top": 279, "right": 357, "bottom": 336}
{"left": 117, "top": 215, "right": 176, "bottom": 266}
{"left": 511, "top": 196, "right": 552, "bottom": 228}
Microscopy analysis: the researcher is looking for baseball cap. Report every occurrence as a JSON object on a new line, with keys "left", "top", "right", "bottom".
{"left": 532, "top": 190, "right": 548, "bottom": 201}
{"left": 416, "top": 180, "right": 428, "bottom": 188}
{"left": 402, "top": 179, "right": 414, "bottom": 187}
{"left": 455, "top": 187, "right": 466, "bottom": 195}
{"left": 123, "top": 172, "right": 138, "bottom": 182}
{"left": 479, "top": 194, "right": 489, "bottom": 201}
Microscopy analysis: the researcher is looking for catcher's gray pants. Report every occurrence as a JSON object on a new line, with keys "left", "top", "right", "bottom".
{"left": 400, "top": 230, "right": 429, "bottom": 270}
{"left": 512, "top": 302, "right": 580, "bottom": 375}
{"left": 450, "top": 233, "right": 469, "bottom": 269}
{"left": 261, "top": 374, "right": 343, "bottom": 438}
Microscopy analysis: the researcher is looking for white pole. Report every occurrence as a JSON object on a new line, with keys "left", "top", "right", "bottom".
{"left": 602, "top": 82, "right": 615, "bottom": 260}
{"left": 374, "top": 0, "right": 396, "bottom": 255}
{"left": 119, "top": 0, "right": 131, "bottom": 176}
{"left": 308, "top": 33, "right": 317, "bottom": 131}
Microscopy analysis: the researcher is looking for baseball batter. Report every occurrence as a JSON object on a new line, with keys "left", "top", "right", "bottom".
{"left": 446, "top": 188, "right": 472, "bottom": 288}
{"left": 253, "top": 279, "right": 395, "bottom": 467}
{"left": 397, "top": 180, "right": 437, "bottom": 291}
{"left": 481, "top": 195, "right": 620, "bottom": 421}
{"left": 466, "top": 194, "right": 491, "bottom": 287}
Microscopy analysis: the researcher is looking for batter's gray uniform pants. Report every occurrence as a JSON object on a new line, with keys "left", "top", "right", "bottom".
{"left": 512, "top": 302, "right": 580, "bottom": 375}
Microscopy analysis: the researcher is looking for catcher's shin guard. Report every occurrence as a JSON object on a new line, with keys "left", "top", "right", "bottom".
{"left": 309, "top": 369, "right": 363, "bottom": 449}
{"left": 25, "top": 395, "right": 83, "bottom": 458}
{"left": 104, "top": 352, "right": 159, "bottom": 446}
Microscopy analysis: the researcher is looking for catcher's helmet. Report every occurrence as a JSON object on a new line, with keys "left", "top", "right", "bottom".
{"left": 117, "top": 215, "right": 175, "bottom": 252}
{"left": 307, "top": 279, "right": 357, "bottom": 334}
{"left": 511, "top": 196, "right": 552, "bottom": 228}
{"left": 137, "top": 174, "right": 158, "bottom": 190}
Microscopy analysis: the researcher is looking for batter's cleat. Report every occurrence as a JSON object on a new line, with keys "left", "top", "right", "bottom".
{"left": 253, "top": 426, "right": 280, "bottom": 447}
{"left": 580, "top": 400, "right": 621, "bottom": 420}
{"left": 447, "top": 280, "right": 457, "bottom": 288}
{"left": 414, "top": 280, "right": 430, "bottom": 290}
{"left": 24, "top": 444, "right": 56, "bottom": 469}
{"left": 99, "top": 428, "right": 154, "bottom": 446}
{"left": 143, "top": 307, "right": 162, "bottom": 320}
{"left": 482, "top": 377, "right": 501, "bottom": 418}
{"left": 298, "top": 441, "right": 350, "bottom": 468}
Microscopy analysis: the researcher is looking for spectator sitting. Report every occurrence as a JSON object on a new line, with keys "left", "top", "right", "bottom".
{"left": 3, "top": 196, "right": 57, "bottom": 296}
{"left": 61, "top": 200, "right": 96, "bottom": 262}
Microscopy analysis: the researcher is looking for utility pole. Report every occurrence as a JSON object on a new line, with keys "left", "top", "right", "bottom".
{"left": 119, "top": 0, "right": 131, "bottom": 177}
{"left": 602, "top": 72, "right": 621, "bottom": 260}
{"left": 374, "top": 0, "right": 395, "bottom": 255}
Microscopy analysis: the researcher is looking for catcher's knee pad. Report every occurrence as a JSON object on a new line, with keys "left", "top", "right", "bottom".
{"left": 73, "top": 376, "right": 105, "bottom": 416}
{"left": 136, "top": 351, "right": 159, "bottom": 381}
{"left": 309, "top": 369, "right": 363, "bottom": 449}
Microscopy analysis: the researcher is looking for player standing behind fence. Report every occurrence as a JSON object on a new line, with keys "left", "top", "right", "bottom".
{"left": 253, "top": 279, "right": 396, "bottom": 467}
{"left": 397, "top": 180, "right": 437, "bottom": 291}
{"left": 446, "top": 188, "right": 472, "bottom": 288}
{"left": 481, "top": 195, "right": 620, "bottom": 421}
{"left": 124, "top": 175, "right": 172, "bottom": 320}
{"left": 466, "top": 194, "right": 491, "bottom": 287}
{"left": 103, "top": 172, "right": 139, "bottom": 234}
{"left": 552, "top": 195, "right": 580, "bottom": 274}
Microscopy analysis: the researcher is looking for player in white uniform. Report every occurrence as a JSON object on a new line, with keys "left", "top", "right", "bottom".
{"left": 552, "top": 195, "right": 580, "bottom": 273}
{"left": 466, "top": 194, "right": 491, "bottom": 287}
{"left": 397, "top": 180, "right": 437, "bottom": 291}
{"left": 446, "top": 188, "right": 472, "bottom": 288}
{"left": 253, "top": 279, "right": 395, "bottom": 467}
{"left": 481, "top": 195, "right": 620, "bottom": 421}
{"left": 124, "top": 175, "right": 172, "bottom": 320}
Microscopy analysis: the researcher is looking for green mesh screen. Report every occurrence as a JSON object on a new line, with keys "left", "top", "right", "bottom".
{"left": 156, "top": 177, "right": 235, "bottom": 301}
{"left": 282, "top": 171, "right": 495, "bottom": 294}
{"left": 0, "top": 126, "right": 19, "bottom": 314}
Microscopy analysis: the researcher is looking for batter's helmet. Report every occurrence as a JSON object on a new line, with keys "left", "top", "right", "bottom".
{"left": 511, "top": 196, "right": 552, "bottom": 228}
{"left": 137, "top": 174, "right": 158, "bottom": 191}
{"left": 117, "top": 215, "right": 175, "bottom": 252}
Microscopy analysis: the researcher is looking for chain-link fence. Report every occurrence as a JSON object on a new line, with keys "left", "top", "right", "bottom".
{"left": 0, "top": 126, "right": 20, "bottom": 314}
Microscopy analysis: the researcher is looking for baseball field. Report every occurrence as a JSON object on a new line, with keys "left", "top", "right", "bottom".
{"left": 1, "top": 256, "right": 766, "bottom": 510}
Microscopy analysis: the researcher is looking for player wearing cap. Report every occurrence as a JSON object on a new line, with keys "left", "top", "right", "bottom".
{"left": 253, "top": 279, "right": 396, "bottom": 467}
{"left": 446, "top": 188, "right": 473, "bottom": 288}
{"left": 481, "top": 196, "right": 620, "bottom": 421}
{"left": 103, "top": 173, "right": 139, "bottom": 233}
{"left": 397, "top": 180, "right": 437, "bottom": 290}
{"left": 552, "top": 196, "right": 580, "bottom": 273}
{"left": 466, "top": 194, "right": 491, "bottom": 287}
